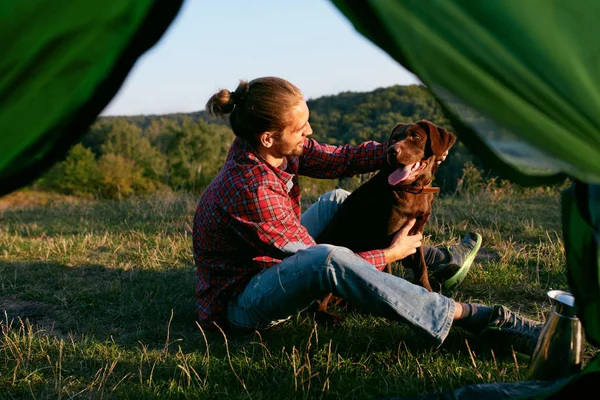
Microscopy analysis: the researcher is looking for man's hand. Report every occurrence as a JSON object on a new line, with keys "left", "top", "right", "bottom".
{"left": 383, "top": 219, "right": 423, "bottom": 264}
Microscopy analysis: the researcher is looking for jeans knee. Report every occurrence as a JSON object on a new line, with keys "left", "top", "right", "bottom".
{"left": 307, "top": 244, "right": 355, "bottom": 272}
{"left": 308, "top": 243, "right": 339, "bottom": 264}
{"left": 319, "top": 188, "right": 351, "bottom": 203}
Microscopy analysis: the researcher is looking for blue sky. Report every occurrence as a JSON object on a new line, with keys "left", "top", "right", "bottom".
{"left": 101, "top": 0, "right": 420, "bottom": 116}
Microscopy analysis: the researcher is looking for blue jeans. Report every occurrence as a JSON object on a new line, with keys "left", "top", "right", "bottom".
{"left": 227, "top": 189, "right": 456, "bottom": 346}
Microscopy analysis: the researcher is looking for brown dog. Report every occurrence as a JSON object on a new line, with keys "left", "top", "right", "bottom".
{"left": 312, "top": 120, "right": 457, "bottom": 325}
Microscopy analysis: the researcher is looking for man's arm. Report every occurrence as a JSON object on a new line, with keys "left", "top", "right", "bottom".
{"left": 297, "top": 138, "right": 387, "bottom": 179}
{"left": 228, "top": 182, "right": 316, "bottom": 260}
{"left": 355, "top": 219, "right": 422, "bottom": 270}
{"left": 228, "top": 182, "right": 421, "bottom": 271}
{"left": 354, "top": 250, "right": 387, "bottom": 271}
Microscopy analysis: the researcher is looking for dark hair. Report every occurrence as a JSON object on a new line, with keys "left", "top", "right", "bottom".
{"left": 205, "top": 77, "right": 303, "bottom": 146}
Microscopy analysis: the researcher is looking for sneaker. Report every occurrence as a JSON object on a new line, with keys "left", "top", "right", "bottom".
{"left": 480, "top": 305, "right": 543, "bottom": 356}
{"left": 434, "top": 232, "right": 482, "bottom": 290}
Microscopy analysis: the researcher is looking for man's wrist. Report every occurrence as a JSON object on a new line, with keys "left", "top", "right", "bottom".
{"left": 383, "top": 248, "right": 399, "bottom": 264}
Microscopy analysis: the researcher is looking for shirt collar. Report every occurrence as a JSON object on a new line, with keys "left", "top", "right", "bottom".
{"left": 231, "top": 137, "right": 295, "bottom": 192}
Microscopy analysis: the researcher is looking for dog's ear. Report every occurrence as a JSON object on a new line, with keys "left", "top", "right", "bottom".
{"left": 422, "top": 120, "right": 456, "bottom": 157}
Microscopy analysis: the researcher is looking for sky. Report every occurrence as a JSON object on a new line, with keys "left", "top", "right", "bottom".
{"left": 101, "top": 0, "right": 420, "bottom": 117}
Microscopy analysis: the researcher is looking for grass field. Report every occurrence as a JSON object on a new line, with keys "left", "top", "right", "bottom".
{"left": 0, "top": 181, "right": 595, "bottom": 399}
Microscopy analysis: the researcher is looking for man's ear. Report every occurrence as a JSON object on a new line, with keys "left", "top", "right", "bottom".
{"left": 259, "top": 132, "right": 275, "bottom": 148}
{"left": 422, "top": 120, "right": 456, "bottom": 157}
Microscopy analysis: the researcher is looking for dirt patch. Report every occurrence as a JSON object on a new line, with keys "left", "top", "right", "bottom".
{"left": 0, "top": 295, "right": 68, "bottom": 339}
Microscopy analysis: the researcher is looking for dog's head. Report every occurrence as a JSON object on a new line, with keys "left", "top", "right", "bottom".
{"left": 385, "top": 120, "right": 456, "bottom": 186}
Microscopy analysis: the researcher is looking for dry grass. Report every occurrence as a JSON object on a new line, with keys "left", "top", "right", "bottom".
{"left": 0, "top": 183, "right": 593, "bottom": 399}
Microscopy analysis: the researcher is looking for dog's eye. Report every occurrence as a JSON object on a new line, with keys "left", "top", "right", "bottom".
{"left": 409, "top": 132, "right": 421, "bottom": 140}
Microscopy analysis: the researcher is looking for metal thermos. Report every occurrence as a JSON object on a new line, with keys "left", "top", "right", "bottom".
{"left": 528, "top": 290, "right": 584, "bottom": 380}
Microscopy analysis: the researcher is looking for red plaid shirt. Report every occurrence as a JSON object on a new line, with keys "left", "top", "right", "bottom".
{"left": 193, "top": 137, "right": 388, "bottom": 326}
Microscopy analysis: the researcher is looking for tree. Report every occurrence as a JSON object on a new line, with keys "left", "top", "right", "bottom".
{"left": 41, "top": 143, "right": 99, "bottom": 196}
{"left": 165, "top": 118, "right": 233, "bottom": 191}
{"left": 96, "top": 153, "right": 156, "bottom": 199}
{"left": 100, "top": 118, "right": 167, "bottom": 183}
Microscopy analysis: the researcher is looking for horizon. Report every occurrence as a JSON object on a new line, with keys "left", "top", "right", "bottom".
{"left": 101, "top": 82, "right": 424, "bottom": 118}
{"left": 100, "top": 1, "right": 420, "bottom": 117}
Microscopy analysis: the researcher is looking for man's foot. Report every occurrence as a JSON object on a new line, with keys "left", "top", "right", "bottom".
{"left": 480, "top": 305, "right": 543, "bottom": 356}
{"left": 434, "top": 232, "right": 482, "bottom": 290}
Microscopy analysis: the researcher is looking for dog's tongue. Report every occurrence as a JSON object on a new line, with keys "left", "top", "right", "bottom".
{"left": 388, "top": 163, "right": 420, "bottom": 186}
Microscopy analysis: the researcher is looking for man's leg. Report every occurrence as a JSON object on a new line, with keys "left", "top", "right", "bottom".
{"left": 227, "top": 244, "right": 542, "bottom": 355}
{"left": 227, "top": 244, "right": 455, "bottom": 346}
{"left": 300, "top": 189, "right": 350, "bottom": 238}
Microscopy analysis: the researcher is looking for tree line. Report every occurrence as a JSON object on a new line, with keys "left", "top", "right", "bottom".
{"left": 36, "top": 84, "right": 485, "bottom": 199}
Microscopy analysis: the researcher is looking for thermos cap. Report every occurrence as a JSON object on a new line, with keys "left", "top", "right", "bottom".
{"left": 547, "top": 290, "right": 578, "bottom": 317}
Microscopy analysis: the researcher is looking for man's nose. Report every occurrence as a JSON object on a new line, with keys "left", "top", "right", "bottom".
{"left": 305, "top": 125, "right": 313, "bottom": 137}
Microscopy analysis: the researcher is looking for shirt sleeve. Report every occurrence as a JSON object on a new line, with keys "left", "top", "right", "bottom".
{"left": 228, "top": 180, "right": 316, "bottom": 260}
{"left": 227, "top": 181, "right": 389, "bottom": 270}
{"left": 298, "top": 138, "right": 388, "bottom": 179}
{"left": 355, "top": 250, "right": 388, "bottom": 271}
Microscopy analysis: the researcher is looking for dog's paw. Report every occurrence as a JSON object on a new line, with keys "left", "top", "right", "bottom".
{"left": 427, "top": 275, "right": 445, "bottom": 293}
{"left": 313, "top": 311, "right": 345, "bottom": 327}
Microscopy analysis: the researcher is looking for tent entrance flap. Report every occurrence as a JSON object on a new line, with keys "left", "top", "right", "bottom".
{"left": 0, "top": 0, "right": 184, "bottom": 196}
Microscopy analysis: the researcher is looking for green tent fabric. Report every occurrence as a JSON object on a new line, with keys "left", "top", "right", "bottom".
{"left": 1, "top": 0, "right": 600, "bottom": 398}
{"left": 562, "top": 183, "right": 600, "bottom": 347}
{"left": 380, "top": 184, "right": 600, "bottom": 398}
{"left": 332, "top": 0, "right": 600, "bottom": 349}
{"left": 0, "top": 0, "right": 183, "bottom": 197}
{"left": 332, "top": 0, "right": 600, "bottom": 186}
{"left": 330, "top": 0, "right": 600, "bottom": 398}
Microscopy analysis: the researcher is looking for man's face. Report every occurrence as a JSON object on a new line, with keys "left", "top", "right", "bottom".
{"left": 273, "top": 100, "right": 312, "bottom": 157}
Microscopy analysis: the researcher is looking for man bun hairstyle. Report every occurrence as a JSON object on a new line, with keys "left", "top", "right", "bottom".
{"left": 205, "top": 83, "right": 243, "bottom": 117}
{"left": 205, "top": 77, "right": 303, "bottom": 146}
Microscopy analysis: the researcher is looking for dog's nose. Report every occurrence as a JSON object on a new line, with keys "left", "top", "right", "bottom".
{"left": 387, "top": 147, "right": 399, "bottom": 156}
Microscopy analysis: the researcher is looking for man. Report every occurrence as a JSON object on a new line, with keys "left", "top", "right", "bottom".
{"left": 193, "top": 76, "right": 542, "bottom": 355}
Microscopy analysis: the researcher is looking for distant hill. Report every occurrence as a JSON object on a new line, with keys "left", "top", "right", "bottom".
{"left": 51, "top": 84, "right": 489, "bottom": 198}
{"left": 99, "top": 84, "right": 449, "bottom": 143}
{"left": 99, "top": 109, "right": 221, "bottom": 130}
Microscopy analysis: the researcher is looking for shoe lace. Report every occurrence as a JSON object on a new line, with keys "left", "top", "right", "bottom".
{"left": 447, "top": 234, "right": 479, "bottom": 261}
{"left": 492, "top": 309, "right": 542, "bottom": 355}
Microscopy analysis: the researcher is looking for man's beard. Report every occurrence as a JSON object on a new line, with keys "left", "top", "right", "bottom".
{"left": 274, "top": 139, "right": 304, "bottom": 157}
{"left": 288, "top": 145, "right": 304, "bottom": 156}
